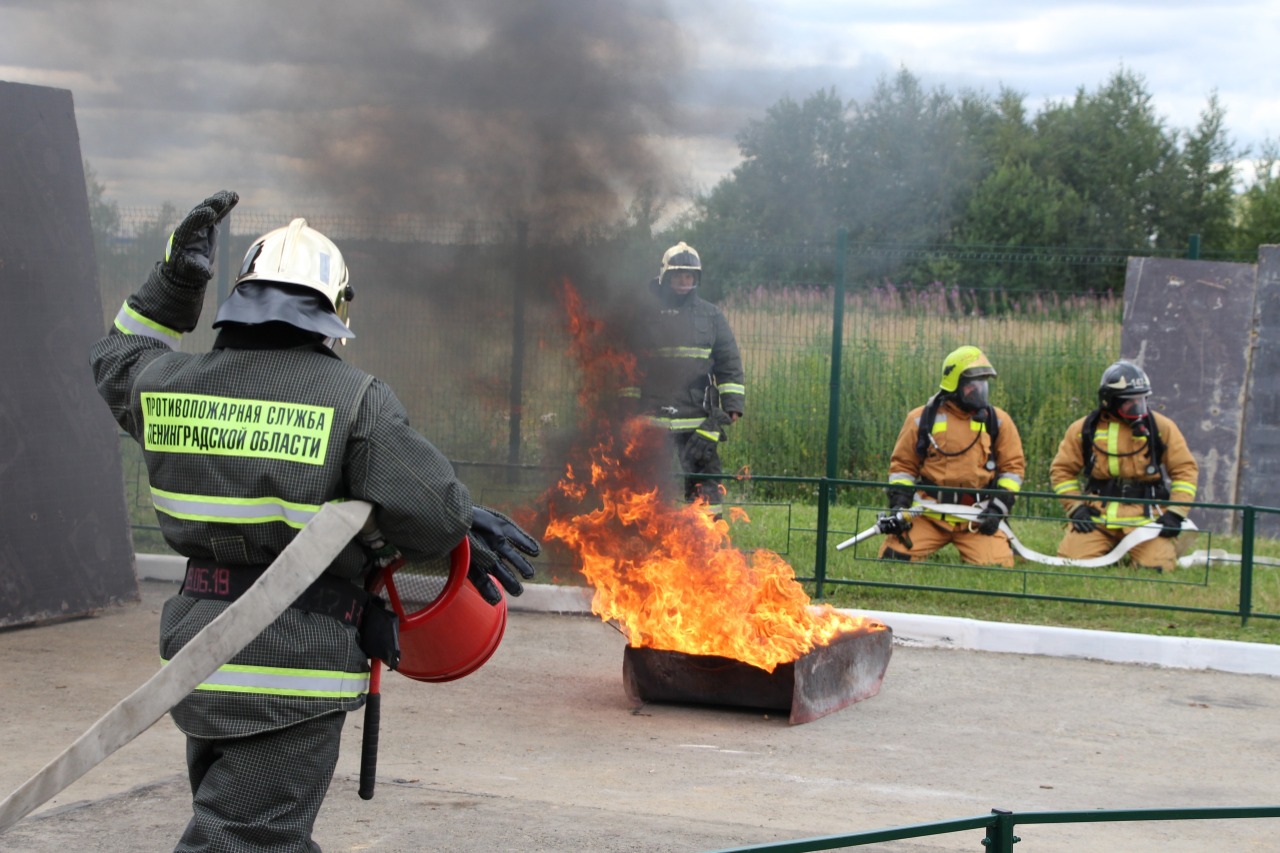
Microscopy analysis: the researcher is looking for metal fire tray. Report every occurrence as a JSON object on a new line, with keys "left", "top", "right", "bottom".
{"left": 622, "top": 623, "right": 893, "bottom": 724}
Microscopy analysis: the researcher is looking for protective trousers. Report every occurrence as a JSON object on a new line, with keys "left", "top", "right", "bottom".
{"left": 672, "top": 430, "right": 724, "bottom": 516}
{"left": 177, "top": 711, "right": 346, "bottom": 853}
{"left": 1058, "top": 526, "right": 1178, "bottom": 572}
{"left": 878, "top": 515, "right": 1015, "bottom": 568}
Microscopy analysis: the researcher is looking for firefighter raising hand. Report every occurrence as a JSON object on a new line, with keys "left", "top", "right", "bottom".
{"left": 467, "top": 506, "right": 540, "bottom": 605}
{"left": 163, "top": 190, "right": 238, "bottom": 287}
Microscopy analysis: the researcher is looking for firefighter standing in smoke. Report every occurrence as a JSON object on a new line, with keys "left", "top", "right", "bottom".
{"left": 1050, "top": 360, "right": 1199, "bottom": 572}
{"left": 621, "top": 242, "right": 745, "bottom": 517}
{"left": 879, "top": 346, "right": 1026, "bottom": 567}
{"left": 90, "top": 191, "right": 539, "bottom": 853}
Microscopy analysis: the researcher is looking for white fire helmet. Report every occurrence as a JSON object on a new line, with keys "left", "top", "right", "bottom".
{"left": 659, "top": 241, "right": 702, "bottom": 288}
{"left": 214, "top": 218, "right": 354, "bottom": 341}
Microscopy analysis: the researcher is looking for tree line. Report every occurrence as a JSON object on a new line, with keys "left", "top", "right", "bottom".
{"left": 657, "top": 66, "right": 1280, "bottom": 295}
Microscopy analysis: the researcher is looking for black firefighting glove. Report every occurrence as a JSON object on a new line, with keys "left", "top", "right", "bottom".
{"left": 467, "top": 506, "right": 540, "bottom": 605}
{"left": 886, "top": 487, "right": 914, "bottom": 512}
{"left": 975, "top": 491, "right": 1013, "bottom": 536}
{"left": 163, "top": 190, "right": 239, "bottom": 288}
{"left": 681, "top": 410, "right": 732, "bottom": 470}
{"left": 1155, "top": 509, "right": 1185, "bottom": 538}
{"left": 1069, "top": 504, "right": 1101, "bottom": 534}
{"left": 877, "top": 511, "right": 913, "bottom": 538}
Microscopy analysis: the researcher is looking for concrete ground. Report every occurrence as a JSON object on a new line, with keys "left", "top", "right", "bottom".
{"left": 2, "top": 579, "right": 1280, "bottom": 852}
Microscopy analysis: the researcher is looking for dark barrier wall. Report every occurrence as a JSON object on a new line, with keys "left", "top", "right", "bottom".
{"left": 1121, "top": 256, "right": 1256, "bottom": 532}
{"left": 0, "top": 80, "right": 137, "bottom": 626}
{"left": 1239, "top": 245, "right": 1280, "bottom": 536}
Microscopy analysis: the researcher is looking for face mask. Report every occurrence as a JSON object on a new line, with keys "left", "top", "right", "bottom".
{"left": 1114, "top": 396, "right": 1148, "bottom": 420}
{"left": 959, "top": 379, "right": 989, "bottom": 411}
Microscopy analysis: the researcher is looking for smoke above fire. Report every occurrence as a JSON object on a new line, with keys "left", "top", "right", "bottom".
{"left": 4, "top": 0, "right": 686, "bottom": 232}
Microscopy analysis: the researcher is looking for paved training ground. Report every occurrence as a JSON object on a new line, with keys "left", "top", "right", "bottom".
{"left": 3, "top": 579, "right": 1280, "bottom": 852}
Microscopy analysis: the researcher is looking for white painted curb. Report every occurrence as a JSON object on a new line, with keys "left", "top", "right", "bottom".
{"left": 134, "top": 555, "right": 1280, "bottom": 678}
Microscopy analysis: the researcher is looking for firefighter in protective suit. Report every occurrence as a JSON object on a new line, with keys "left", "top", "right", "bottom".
{"left": 91, "top": 192, "right": 540, "bottom": 853}
{"left": 879, "top": 346, "right": 1026, "bottom": 567}
{"left": 620, "top": 241, "right": 745, "bottom": 517}
{"left": 1050, "top": 360, "right": 1198, "bottom": 572}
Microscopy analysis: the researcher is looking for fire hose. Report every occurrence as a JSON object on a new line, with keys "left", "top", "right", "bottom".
{"left": 836, "top": 501, "right": 1199, "bottom": 569}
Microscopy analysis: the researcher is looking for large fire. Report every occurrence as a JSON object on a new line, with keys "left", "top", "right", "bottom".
{"left": 542, "top": 280, "right": 883, "bottom": 673}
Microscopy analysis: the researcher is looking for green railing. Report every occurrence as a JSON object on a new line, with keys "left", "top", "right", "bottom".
{"left": 705, "top": 806, "right": 1280, "bottom": 852}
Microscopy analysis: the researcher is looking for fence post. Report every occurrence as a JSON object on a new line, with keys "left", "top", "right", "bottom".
{"left": 814, "top": 229, "right": 849, "bottom": 598}
{"left": 982, "top": 809, "right": 1020, "bottom": 852}
{"left": 1240, "top": 505, "right": 1256, "bottom": 626}
{"left": 506, "top": 221, "right": 529, "bottom": 479}
{"left": 1188, "top": 233, "right": 1201, "bottom": 260}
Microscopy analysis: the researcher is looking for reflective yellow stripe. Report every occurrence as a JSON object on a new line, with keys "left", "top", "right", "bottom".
{"left": 141, "top": 392, "right": 334, "bottom": 465}
{"left": 931, "top": 413, "right": 948, "bottom": 434}
{"left": 618, "top": 387, "right": 640, "bottom": 399}
{"left": 695, "top": 429, "right": 720, "bottom": 442}
{"left": 1106, "top": 422, "right": 1121, "bottom": 478}
{"left": 718, "top": 383, "right": 745, "bottom": 396}
{"left": 656, "top": 346, "right": 712, "bottom": 359}
{"left": 150, "top": 487, "right": 323, "bottom": 529}
{"left": 114, "top": 301, "right": 182, "bottom": 348}
{"left": 888, "top": 473, "right": 916, "bottom": 487}
{"left": 162, "top": 659, "right": 368, "bottom": 697}
{"left": 1054, "top": 481, "right": 1080, "bottom": 495}
{"left": 1171, "top": 480, "right": 1196, "bottom": 497}
{"left": 996, "top": 475, "right": 1022, "bottom": 493}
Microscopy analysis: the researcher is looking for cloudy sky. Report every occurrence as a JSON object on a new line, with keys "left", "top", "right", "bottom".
{"left": 1, "top": 0, "right": 1276, "bottom": 223}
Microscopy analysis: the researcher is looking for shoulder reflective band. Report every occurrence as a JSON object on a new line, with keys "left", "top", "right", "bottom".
{"left": 141, "top": 392, "right": 335, "bottom": 465}
{"left": 113, "top": 301, "right": 182, "bottom": 349}
{"left": 150, "top": 487, "right": 322, "bottom": 529}
{"left": 161, "top": 659, "right": 369, "bottom": 698}
{"left": 656, "top": 346, "right": 712, "bottom": 359}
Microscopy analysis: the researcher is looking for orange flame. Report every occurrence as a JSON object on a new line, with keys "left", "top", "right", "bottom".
{"left": 542, "top": 280, "right": 882, "bottom": 673}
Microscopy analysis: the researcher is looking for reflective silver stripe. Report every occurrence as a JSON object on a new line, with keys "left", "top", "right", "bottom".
{"left": 656, "top": 346, "right": 712, "bottom": 359}
{"left": 162, "top": 660, "right": 368, "bottom": 697}
{"left": 113, "top": 301, "right": 182, "bottom": 349}
{"left": 646, "top": 416, "right": 706, "bottom": 430}
{"left": 150, "top": 487, "right": 322, "bottom": 529}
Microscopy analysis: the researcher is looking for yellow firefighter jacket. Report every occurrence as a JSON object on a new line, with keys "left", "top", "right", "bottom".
{"left": 1050, "top": 410, "right": 1198, "bottom": 527}
{"left": 887, "top": 399, "right": 1026, "bottom": 510}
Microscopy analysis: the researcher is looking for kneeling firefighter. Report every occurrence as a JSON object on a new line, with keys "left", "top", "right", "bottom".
{"left": 878, "top": 345, "right": 1026, "bottom": 567}
{"left": 1050, "top": 360, "right": 1199, "bottom": 572}
{"left": 90, "top": 192, "right": 540, "bottom": 853}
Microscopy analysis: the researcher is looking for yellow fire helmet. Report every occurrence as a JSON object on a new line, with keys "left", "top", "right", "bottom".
{"left": 215, "top": 218, "right": 354, "bottom": 341}
{"left": 659, "top": 241, "right": 702, "bottom": 287}
{"left": 939, "top": 345, "right": 996, "bottom": 393}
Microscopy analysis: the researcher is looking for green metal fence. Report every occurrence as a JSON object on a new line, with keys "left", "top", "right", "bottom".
{"left": 103, "top": 211, "right": 1279, "bottom": 626}
{"left": 705, "top": 805, "right": 1280, "bottom": 852}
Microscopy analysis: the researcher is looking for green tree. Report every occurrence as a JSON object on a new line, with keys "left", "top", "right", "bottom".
{"left": 1234, "top": 141, "right": 1280, "bottom": 252}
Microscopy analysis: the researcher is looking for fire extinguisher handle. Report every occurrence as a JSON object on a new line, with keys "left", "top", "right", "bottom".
{"left": 358, "top": 660, "right": 382, "bottom": 800}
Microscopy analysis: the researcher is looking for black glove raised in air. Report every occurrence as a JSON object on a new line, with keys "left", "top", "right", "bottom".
{"left": 1068, "top": 504, "right": 1101, "bottom": 534}
{"left": 975, "top": 492, "right": 1013, "bottom": 536}
{"left": 1155, "top": 509, "right": 1185, "bottom": 538}
{"left": 163, "top": 190, "right": 239, "bottom": 288}
{"left": 467, "top": 506, "right": 541, "bottom": 605}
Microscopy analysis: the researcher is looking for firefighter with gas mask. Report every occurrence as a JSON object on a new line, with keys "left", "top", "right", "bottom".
{"left": 1050, "top": 360, "right": 1198, "bottom": 572}
{"left": 879, "top": 346, "right": 1026, "bottom": 567}
{"left": 620, "top": 241, "right": 745, "bottom": 518}
{"left": 91, "top": 192, "right": 539, "bottom": 852}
